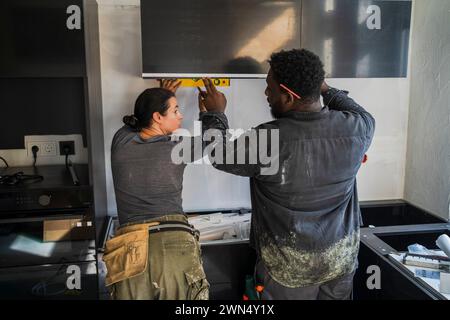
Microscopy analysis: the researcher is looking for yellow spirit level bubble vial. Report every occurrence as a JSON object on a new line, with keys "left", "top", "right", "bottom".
{"left": 179, "top": 78, "right": 230, "bottom": 87}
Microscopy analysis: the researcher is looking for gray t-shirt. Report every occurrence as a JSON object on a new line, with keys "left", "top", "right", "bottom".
{"left": 111, "top": 126, "right": 186, "bottom": 225}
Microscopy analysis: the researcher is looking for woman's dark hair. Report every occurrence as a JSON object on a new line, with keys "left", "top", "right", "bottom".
{"left": 123, "top": 88, "right": 175, "bottom": 130}
{"left": 269, "top": 49, "right": 325, "bottom": 102}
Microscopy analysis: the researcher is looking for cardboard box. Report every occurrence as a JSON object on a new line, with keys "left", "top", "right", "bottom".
{"left": 43, "top": 218, "right": 93, "bottom": 242}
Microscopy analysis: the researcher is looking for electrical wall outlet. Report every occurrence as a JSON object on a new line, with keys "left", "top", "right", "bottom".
{"left": 42, "top": 141, "right": 58, "bottom": 155}
{"left": 23, "top": 134, "right": 87, "bottom": 166}
{"left": 59, "top": 140, "right": 75, "bottom": 155}
{"left": 27, "top": 141, "right": 57, "bottom": 157}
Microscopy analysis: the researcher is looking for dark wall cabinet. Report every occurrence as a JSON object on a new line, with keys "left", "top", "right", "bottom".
{"left": 0, "top": 0, "right": 85, "bottom": 78}
{"left": 140, "top": 0, "right": 411, "bottom": 78}
{"left": 0, "top": 0, "right": 87, "bottom": 150}
{"left": 302, "top": 0, "right": 412, "bottom": 78}
{"left": 0, "top": 77, "right": 87, "bottom": 149}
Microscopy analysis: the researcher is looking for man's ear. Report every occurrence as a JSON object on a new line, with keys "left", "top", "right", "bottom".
{"left": 281, "top": 92, "right": 294, "bottom": 106}
{"left": 152, "top": 112, "right": 162, "bottom": 124}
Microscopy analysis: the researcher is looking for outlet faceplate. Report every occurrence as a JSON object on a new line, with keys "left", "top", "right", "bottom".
{"left": 27, "top": 141, "right": 58, "bottom": 157}
{"left": 22, "top": 134, "right": 87, "bottom": 166}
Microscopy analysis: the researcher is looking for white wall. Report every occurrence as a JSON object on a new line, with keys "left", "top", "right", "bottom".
{"left": 404, "top": 0, "right": 450, "bottom": 220}
{"left": 98, "top": 0, "right": 411, "bottom": 215}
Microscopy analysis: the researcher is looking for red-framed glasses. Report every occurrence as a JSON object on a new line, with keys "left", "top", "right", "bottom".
{"left": 279, "top": 83, "right": 301, "bottom": 100}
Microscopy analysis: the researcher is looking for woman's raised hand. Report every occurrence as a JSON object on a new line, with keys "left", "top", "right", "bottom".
{"left": 159, "top": 79, "right": 182, "bottom": 93}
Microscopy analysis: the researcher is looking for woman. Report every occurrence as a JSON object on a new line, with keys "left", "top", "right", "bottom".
{"left": 104, "top": 80, "right": 209, "bottom": 300}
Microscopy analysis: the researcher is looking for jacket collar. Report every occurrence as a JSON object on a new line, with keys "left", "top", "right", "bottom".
{"left": 279, "top": 106, "right": 329, "bottom": 121}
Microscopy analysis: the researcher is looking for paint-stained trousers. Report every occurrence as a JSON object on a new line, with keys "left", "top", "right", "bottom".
{"left": 255, "top": 260, "right": 355, "bottom": 300}
{"left": 106, "top": 215, "right": 209, "bottom": 300}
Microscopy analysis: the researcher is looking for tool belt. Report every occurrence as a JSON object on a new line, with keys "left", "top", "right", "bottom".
{"left": 103, "top": 219, "right": 199, "bottom": 286}
{"left": 147, "top": 220, "right": 200, "bottom": 240}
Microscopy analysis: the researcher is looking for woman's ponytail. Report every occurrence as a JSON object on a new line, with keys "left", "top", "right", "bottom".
{"left": 123, "top": 114, "right": 140, "bottom": 130}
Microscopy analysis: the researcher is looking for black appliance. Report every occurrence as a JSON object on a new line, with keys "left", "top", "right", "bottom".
{"left": 0, "top": 165, "right": 98, "bottom": 299}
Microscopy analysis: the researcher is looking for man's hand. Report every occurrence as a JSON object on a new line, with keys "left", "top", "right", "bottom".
{"left": 159, "top": 79, "right": 182, "bottom": 93}
{"left": 197, "top": 78, "right": 227, "bottom": 113}
{"left": 320, "top": 81, "right": 330, "bottom": 95}
{"left": 197, "top": 87, "right": 207, "bottom": 112}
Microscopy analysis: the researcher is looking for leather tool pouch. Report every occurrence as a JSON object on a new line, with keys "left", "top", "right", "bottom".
{"left": 103, "top": 222, "right": 159, "bottom": 286}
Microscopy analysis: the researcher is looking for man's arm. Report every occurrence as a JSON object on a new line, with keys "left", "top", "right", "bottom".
{"left": 321, "top": 82, "right": 376, "bottom": 141}
{"left": 200, "top": 111, "right": 267, "bottom": 177}
{"left": 199, "top": 79, "right": 275, "bottom": 177}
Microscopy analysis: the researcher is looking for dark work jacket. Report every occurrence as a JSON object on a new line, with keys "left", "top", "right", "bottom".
{"left": 200, "top": 88, "right": 375, "bottom": 287}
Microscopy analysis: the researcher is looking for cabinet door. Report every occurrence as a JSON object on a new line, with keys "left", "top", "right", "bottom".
{"left": 0, "top": 77, "right": 87, "bottom": 149}
{"left": 0, "top": 262, "right": 98, "bottom": 299}
{"left": 301, "top": 0, "right": 412, "bottom": 78}
{"left": 141, "top": 0, "right": 301, "bottom": 77}
{"left": 0, "top": 0, "right": 85, "bottom": 77}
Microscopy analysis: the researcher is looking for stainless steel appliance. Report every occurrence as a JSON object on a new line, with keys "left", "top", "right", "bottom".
{"left": 0, "top": 165, "right": 98, "bottom": 299}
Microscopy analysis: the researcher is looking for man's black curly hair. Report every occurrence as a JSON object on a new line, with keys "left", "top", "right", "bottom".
{"left": 269, "top": 49, "right": 325, "bottom": 102}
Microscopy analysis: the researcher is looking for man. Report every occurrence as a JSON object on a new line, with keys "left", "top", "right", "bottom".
{"left": 199, "top": 49, "right": 375, "bottom": 300}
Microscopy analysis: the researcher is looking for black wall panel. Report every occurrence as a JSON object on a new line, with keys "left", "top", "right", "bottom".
{"left": 0, "top": 0, "right": 85, "bottom": 78}
{"left": 0, "top": 78, "right": 86, "bottom": 149}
